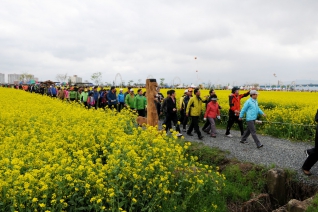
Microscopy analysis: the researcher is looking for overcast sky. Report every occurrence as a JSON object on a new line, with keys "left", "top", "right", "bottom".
{"left": 1, "top": 0, "right": 318, "bottom": 86}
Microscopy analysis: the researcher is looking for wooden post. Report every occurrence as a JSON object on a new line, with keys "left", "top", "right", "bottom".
{"left": 146, "top": 79, "right": 159, "bottom": 127}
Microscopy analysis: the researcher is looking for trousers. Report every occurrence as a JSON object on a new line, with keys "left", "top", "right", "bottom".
{"left": 242, "top": 120, "right": 261, "bottom": 147}
{"left": 302, "top": 125, "right": 318, "bottom": 171}
{"left": 187, "top": 116, "right": 202, "bottom": 138}
{"left": 226, "top": 110, "right": 244, "bottom": 135}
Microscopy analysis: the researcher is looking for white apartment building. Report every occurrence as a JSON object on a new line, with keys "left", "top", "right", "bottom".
{"left": 69, "top": 75, "right": 82, "bottom": 84}
{"left": 0, "top": 73, "right": 4, "bottom": 83}
{"left": 8, "top": 74, "right": 21, "bottom": 84}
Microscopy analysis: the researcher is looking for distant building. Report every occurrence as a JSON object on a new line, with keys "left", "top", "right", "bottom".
{"left": 0, "top": 73, "right": 4, "bottom": 84}
{"left": 69, "top": 75, "right": 82, "bottom": 84}
{"left": 8, "top": 74, "right": 21, "bottom": 84}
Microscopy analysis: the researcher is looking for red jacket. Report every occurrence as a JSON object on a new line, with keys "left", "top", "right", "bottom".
{"left": 229, "top": 91, "right": 250, "bottom": 113}
{"left": 204, "top": 101, "right": 220, "bottom": 118}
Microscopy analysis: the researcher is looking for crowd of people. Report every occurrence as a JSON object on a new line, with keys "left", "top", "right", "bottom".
{"left": 5, "top": 83, "right": 318, "bottom": 175}
{"left": 6, "top": 83, "right": 267, "bottom": 147}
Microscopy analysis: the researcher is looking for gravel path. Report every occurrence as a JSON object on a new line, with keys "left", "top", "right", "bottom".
{"left": 179, "top": 127, "right": 318, "bottom": 186}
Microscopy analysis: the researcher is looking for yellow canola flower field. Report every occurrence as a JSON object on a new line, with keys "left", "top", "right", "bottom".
{"left": 0, "top": 88, "right": 224, "bottom": 212}
{"left": 162, "top": 89, "right": 318, "bottom": 140}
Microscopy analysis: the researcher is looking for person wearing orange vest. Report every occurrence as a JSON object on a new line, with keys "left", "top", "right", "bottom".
{"left": 225, "top": 87, "right": 250, "bottom": 137}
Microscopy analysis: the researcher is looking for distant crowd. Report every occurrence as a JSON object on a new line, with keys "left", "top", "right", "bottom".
{"left": 4, "top": 84, "right": 267, "bottom": 149}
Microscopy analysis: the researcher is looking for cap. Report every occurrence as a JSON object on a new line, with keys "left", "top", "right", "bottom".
{"left": 130, "top": 89, "right": 134, "bottom": 92}
{"left": 184, "top": 89, "right": 188, "bottom": 93}
{"left": 120, "top": 88, "right": 123, "bottom": 91}
{"left": 250, "top": 90, "right": 259, "bottom": 95}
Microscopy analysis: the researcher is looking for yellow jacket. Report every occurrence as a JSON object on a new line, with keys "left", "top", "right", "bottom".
{"left": 179, "top": 96, "right": 185, "bottom": 109}
{"left": 186, "top": 96, "right": 203, "bottom": 116}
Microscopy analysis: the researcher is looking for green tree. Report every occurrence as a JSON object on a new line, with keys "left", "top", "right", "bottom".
{"left": 56, "top": 73, "right": 68, "bottom": 83}
{"left": 160, "top": 78, "right": 165, "bottom": 87}
{"left": 91, "top": 72, "right": 102, "bottom": 85}
{"left": 20, "top": 72, "right": 33, "bottom": 83}
{"left": 128, "top": 80, "right": 134, "bottom": 86}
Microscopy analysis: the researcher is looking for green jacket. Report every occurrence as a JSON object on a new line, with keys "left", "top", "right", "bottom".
{"left": 125, "top": 94, "right": 135, "bottom": 108}
{"left": 186, "top": 96, "right": 203, "bottom": 116}
{"left": 134, "top": 95, "right": 147, "bottom": 110}
{"left": 69, "top": 91, "right": 78, "bottom": 100}
{"left": 80, "top": 92, "right": 89, "bottom": 102}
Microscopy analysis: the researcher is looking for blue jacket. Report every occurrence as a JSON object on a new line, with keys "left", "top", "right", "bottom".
{"left": 117, "top": 92, "right": 125, "bottom": 103}
{"left": 92, "top": 91, "right": 100, "bottom": 101}
{"left": 49, "top": 87, "right": 57, "bottom": 95}
{"left": 107, "top": 91, "right": 117, "bottom": 105}
{"left": 239, "top": 97, "right": 264, "bottom": 121}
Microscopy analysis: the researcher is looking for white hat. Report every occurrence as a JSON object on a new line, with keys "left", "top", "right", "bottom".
{"left": 184, "top": 89, "right": 188, "bottom": 93}
{"left": 130, "top": 89, "right": 134, "bottom": 92}
{"left": 120, "top": 88, "right": 123, "bottom": 91}
{"left": 250, "top": 90, "right": 259, "bottom": 95}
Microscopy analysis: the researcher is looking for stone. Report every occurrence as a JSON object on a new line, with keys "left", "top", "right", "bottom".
{"left": 286, "top": 197, "right": 314, "bottom": 212}
{"left": 267, "top": 168, "right": 287, "bottom": 206}
{"left": 272, "top": 197, "right": 314, "bottom": 212}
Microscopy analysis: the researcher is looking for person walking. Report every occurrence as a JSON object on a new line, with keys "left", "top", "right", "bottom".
{"left": 165, "top": 90, "right": 182, "bottom": 137}
{"left": 69, "top": 87, "right": 78, "bottom": 101}
{"left": 225, "top": 87, "right": 250, "bottom": 137}
{"left": 117, "top": 88, "right": 125, "bottom": 112}
{"left": 156, "top": 87, "right": 165, "bottom": 117}
{"left": 49, "top": 85, "right": 57, "bottom": 98}
{"left": 57, "top": 87, "right": 65, "bottom": 100}
{"left": 99, "top": 88, "right": 107, "bottom": 109}
{"left": 92, "top": 86, "right": 100, "bottom": 109}
{"left": 80, "top": 89, "right": 89, "bottom": 107}
{"left": 125, "top": 89, "right": 135, "bottom": 110}
{"left": 161, "top": 90, "right": 171, "bottom": 126}
{"left": 186, "top": 88, "right": 204, "bottom": 140}
{"left": 239, "top": 90, "right": 266, "bottom": 148}
{"left": 203, "top": 94, "right": 221, "bottom": 137}
{"left": 182, "top": 88, "right": 193, "bottom": 132}
{"left": 107, "top": 86, "right": 118, "bottom": 110}
{"left": 202, "top": 89, "right": 221, "bottom": 132}
{"left": 302, "top": 111, "right": 318, "bottom": 175}
{"left": 179, "top": 89, "right": 187, "bottom": 125}
{"left": 124, "top": 86, "right": 132, "bottom": 99}
{"left": 134, "top": 89, "right": 147, "bottom": 117}
{"left": 87, "top": 92, "right": 96, "bottom": 109}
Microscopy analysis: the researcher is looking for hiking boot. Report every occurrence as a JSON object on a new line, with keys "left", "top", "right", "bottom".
{"left": 176, "top": 133, "right": 183, "bottom": 137}
{"left": 187, "top": 133, "right": 194, "bottom": 136}
{"left": 198, "top": 135, "right": 204, "bottom": 140}
{"left": 211, "top": 135, "right": 216, "bottom": 138}
{"left": 257, "top": 144, "right": 264, "bottom": 149}
{"left": 302, "top": 169, "right": 312, "bottom": 176}
{"left": 240, "top": 140, "right": 249, "bottom": 144}
{"left": 225, "top": 134, "right": 233, "bottom": 138}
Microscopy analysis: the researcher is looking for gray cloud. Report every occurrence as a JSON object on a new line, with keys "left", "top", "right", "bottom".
{"left": 1, "top": 0, "right": 318, "bottom": 86}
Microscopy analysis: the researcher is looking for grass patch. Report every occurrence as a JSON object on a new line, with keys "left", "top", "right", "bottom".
{"left": 179, "top": 140, "right": 269, "bottom": 211}
{"left": 306, "top": 194, "right": 318, "bottom": 212}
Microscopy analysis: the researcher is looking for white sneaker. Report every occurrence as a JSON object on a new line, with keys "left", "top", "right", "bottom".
{"left": 176, "top": 133, "right": 183, "bottom": 137}
{"left": 226, "top": 134, "right": 233, "bottom": 138}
